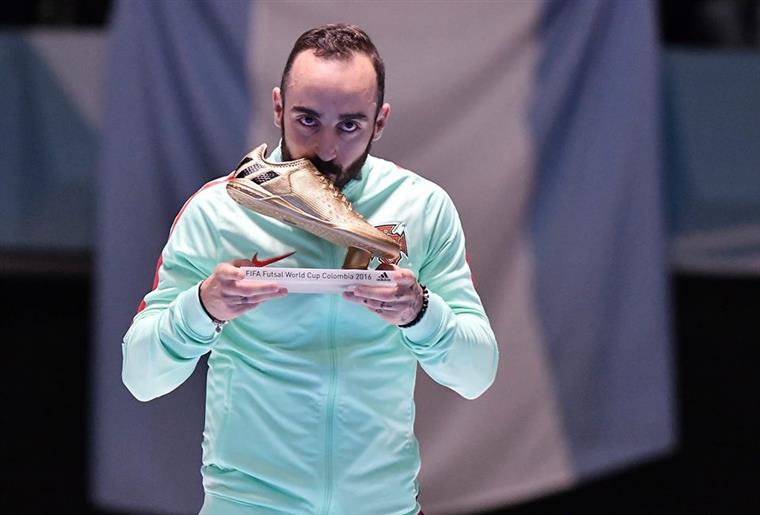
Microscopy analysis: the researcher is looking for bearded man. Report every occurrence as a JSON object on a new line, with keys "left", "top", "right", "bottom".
{"left": 123, "top": 24, "right": 498, "bottom": 515}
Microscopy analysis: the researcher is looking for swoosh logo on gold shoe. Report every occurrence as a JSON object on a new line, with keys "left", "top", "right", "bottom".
{"left": 251, "top": 251, "right": 296, "bottom": 267}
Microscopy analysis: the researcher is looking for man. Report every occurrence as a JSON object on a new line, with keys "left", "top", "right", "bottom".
{"left": 123, "top": 24, "right": 498, "bottom": 515}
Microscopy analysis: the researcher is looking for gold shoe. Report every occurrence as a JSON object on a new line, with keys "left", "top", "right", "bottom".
{"left": 226, "top": 144, "right": 400, "bottom": 262}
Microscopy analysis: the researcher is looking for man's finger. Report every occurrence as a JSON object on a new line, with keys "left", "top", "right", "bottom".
{"left": 393, "top": 273, "right": 417, "bottom": 286}
{"left": 215, "top": 263, "right": 246, "bottom": 280}
{"left": 226, "top": 288, "right": 288, "bottom": 312}
{"left": 343, "top": 291, "right": 408, "bottom": 311}
{"left": 224, "top": 281, "right": 282, "bottom": 296}
{"left": 244, "top": 288, "right": 288, "bottom": 303}
{"left": 375, "top": 263, "right": 416, "bottom": 285}
{"left": 349, "top": 286, "right": 405, "bottom": 302}
{"left": 352, "top": 279, "right": 419, "bottom": 300}
{"left": 389, "top": 269, "right": 416, "bottom": 286}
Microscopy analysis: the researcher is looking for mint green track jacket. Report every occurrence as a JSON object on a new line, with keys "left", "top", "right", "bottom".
{"left": 122, "top": 146, "right": 499, "bottom": 515}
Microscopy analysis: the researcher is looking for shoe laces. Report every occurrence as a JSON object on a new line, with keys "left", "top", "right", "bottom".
{"left": 316, "top": 173, "right": 355, "bottom": 212}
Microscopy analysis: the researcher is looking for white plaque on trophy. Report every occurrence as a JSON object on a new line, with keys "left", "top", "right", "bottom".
{"left": 240, "top": 267, "right": 399, "bottom": 294}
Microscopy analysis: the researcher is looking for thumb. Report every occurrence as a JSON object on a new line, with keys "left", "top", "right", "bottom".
{"left": 216, "top": 262, "right": 246, "bottom": 280}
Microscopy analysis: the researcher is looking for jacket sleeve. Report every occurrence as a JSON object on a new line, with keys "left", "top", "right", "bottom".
{"left": 400, "top": 188, "right": 499, "bottom": 399}
{"left": 122, "top": 195, "right": 221, "bottom": 402}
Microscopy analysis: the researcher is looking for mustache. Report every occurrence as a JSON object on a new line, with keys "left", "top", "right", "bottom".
{"left": 309, "top": 155, "right": 342, "bottom": 177}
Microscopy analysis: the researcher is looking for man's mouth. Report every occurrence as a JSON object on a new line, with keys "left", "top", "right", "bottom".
{"left": 309, "top": 156, "right": 342, "bottom": 178}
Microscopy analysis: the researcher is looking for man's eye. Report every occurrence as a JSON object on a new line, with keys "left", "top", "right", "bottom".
{"left": 339, "top": 121, "right": 359, "bottom": 133}
{"left": 298, "top": 117, "right": 318, "bottom": 127}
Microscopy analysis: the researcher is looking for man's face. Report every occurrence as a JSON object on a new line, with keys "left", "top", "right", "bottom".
{"left": 273, "top": 50, "right": 390, "bottom": 189}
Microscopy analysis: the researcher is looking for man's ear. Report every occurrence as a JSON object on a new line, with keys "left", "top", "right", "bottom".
{"left": 272, "top": 87, "right": 283, "bottom": 128}
{"left": 372, "top": 103, "right": 391, "bottom": 142}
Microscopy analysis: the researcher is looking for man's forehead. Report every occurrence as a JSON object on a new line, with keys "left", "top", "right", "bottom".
{"left": 285, "top": 50, "right": 377, "bottom": 111}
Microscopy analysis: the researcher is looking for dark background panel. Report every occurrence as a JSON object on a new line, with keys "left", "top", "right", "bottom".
{"left": 0, "top": 0, "right": 112, "bottom": 27}
{"left": 659, "top": 0, "right": 760, "bottom": 48}
{"left": 3, "top": 271, "right": 91, "bottom": 513}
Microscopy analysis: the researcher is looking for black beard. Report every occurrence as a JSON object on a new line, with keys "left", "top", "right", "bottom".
{"left": 281, "top": 126, "right": 372, "bottom": 190}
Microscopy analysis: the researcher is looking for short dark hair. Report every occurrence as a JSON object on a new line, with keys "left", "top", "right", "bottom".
{"left": 280, "top": 24, "right": 385, "bottom": 111}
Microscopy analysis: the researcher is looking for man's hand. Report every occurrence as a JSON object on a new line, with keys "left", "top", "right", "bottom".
{"left": 342, "top": 264, "right": 424, "bottom": 326}
{"left": 200, "top": 259, "right": 288, "bottom": 322}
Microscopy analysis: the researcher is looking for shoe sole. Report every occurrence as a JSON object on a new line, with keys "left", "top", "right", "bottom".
{"left": 227, "top": 180, "right": 400, "bottom": 261}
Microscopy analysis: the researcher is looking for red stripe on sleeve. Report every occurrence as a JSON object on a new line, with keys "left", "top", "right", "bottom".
{"left": 135, "top": 174, "right": 233, "bottom": 313}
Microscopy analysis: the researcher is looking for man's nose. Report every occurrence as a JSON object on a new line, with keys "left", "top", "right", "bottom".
{"left": 315, "top": 132, "right": 337, "bottom": 162}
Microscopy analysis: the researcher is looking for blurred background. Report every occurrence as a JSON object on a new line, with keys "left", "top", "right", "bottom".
{"left": 1, "top": 0, "right": 758, "bottom": 514}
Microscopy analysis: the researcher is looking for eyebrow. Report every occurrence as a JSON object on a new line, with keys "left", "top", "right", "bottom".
{"left": 291, "top": 105, "right": 368, "bottom": 121}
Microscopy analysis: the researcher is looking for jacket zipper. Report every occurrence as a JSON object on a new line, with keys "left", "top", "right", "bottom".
{"left": 321, "top": 244, "right": 340, "bottom": 514}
